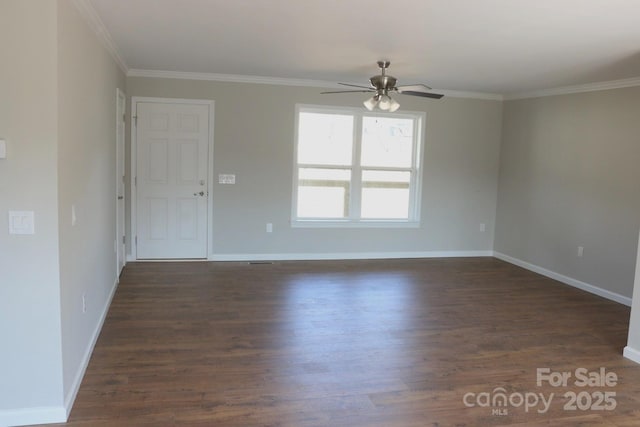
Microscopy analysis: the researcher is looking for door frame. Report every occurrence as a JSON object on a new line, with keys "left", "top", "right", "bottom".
{"left": 116, "top": 88, "right": 126, "bottom": 274}
{"left": 130, "top": 97, "right": 215, "bottom": 260}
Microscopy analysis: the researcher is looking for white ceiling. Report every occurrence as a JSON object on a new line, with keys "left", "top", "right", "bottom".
{"left": 88, "top": 0, "right": 640, "bottom": 97}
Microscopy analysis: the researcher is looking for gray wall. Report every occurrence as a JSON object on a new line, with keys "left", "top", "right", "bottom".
{"left": 57, "top": 0, "right": 126, "bottom": 405}
{"left": 0, "top": 0, "right": 125, "bottom": 423}
{"left": 495, "top": 88, "right": 640, "bottom": 298}
{"left": 126, "top": 77, "right": 503, "bottom": 258}
{"left": 0, "top": 0, "right": 64, "bottom": 417}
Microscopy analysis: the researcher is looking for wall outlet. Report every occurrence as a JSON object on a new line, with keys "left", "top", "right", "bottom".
{"left": 266, "top": 223, "right": 273, "bottom": 233}
{"left": 577, "top": 246, "right": 584, "bottom": 257}
{"left": 82, "top": 293, "right": 87, "bottom": 313}
{"left": 71, "top": 205, "right": 77, "bottom": 226}
{"left": 479, "top": 223, "right": 486, "bottom": 232}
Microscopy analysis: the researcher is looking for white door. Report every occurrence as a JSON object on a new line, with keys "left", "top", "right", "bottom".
{"left": 116, "top": 89, "right": 126, "bottom": 272}
{"left": 135, "top": 101, "right": 210, "bottom": 259}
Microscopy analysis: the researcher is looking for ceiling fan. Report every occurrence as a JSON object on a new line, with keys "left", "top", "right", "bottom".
{"left": 321, "top": 60, "right": 444, "bottom": 112}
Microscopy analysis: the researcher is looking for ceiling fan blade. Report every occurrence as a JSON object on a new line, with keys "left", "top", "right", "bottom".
{"left": 397, "top": 90, "right": 444, "bottom": 99}
{"left": 338, "top": 82, "right": 374, "bottom": 89}
{"left": 321, "top": 90, "right": 375, "bottom": 94}
{"left": 396, "top": 83, "right": 432, "bottom": 92}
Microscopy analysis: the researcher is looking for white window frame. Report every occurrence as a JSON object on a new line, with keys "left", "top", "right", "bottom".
{"left": 291, "top": 104, "right": 425, "bottom": 228}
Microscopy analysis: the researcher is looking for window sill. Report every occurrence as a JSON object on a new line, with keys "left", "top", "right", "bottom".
{"left": 291, "top": 219, "right": 420, "bottom": 229}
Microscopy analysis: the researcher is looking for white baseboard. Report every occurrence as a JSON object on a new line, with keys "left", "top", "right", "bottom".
{"left": 493, "top": 252, "right": 632, "bottom": 306}
{"left": 0, "top": 406, "right": 66, "bottom": 427}
{"left": 623, "top": 346, "right": 640, "bottom": 364}
{"left": 209, "top": 250, "right": 493, "bottom": 262}
{"left": 63, "top": 277, "right": 119, "bottom": 418}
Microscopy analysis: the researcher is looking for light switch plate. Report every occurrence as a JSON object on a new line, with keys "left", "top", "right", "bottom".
{"left": 218, "top": 174, "right": 236, "bottom": 184}
{"left": 9, "top": 211, "right": 35, "bottom": 235}
{"left": 0, "top": 139, "right": 6, "bottom": 159}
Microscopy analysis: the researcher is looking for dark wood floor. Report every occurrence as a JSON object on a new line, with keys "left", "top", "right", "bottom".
{"left": 45, "top": 258, "right": 640, "bottom": 426}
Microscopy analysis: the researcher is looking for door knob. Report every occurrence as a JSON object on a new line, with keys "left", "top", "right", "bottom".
{"left": 193, "top": 191, "right": 205, "bottom": 196}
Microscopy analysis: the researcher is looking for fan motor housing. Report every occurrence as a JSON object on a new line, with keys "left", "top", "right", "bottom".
{"left": 370, "top": 75, "right": 397, "bottom": 90}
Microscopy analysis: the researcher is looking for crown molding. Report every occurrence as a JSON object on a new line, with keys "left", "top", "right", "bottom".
{"left": 127, "top": 69, "right": 503, "bottom": 101}
{"left": 107, "top": 66, "right": 640, "bottom": 102}
{"left": 72, "top": 0, "right": 128, "bottom": 74}
{"left": 505, "top": 76, "right": 640, "bottom": 100}
{"left": 127, "top": 68, "right": 340, "bottom": 89}
{"left": 437, "top": 89, "right": 503, "bottom": 101}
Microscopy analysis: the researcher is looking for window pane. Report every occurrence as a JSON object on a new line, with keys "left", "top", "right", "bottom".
{"left": 361, "top": 116, "right": 414, "bottom": 168}
{"left": 361, "top": 170, "right": 410, "bottom": 219}
{"left": 298, "top": 112, "right": 353, "bottom": 166}
{"left": 297, "top": 168, "right": 351, "bottom": 218}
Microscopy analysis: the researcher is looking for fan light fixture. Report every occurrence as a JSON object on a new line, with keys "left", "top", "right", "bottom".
{"left": 364, "top": 92, "right": 400, "bottom": 112}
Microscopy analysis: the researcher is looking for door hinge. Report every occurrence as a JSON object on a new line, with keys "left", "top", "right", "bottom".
{"left": 135, "top": 236, "right": 138, "bottom": 244}
{"left": 122, "top": 235, "right": 125, "bottom": 244}
{"left": 122, "top": 114, "right": 126, "bottom": 122}
{"left": 133, "top": 115, "right": 138, "bottom": 126}
{"left": 134, "top": 176, "right": 137, "bottom": 186}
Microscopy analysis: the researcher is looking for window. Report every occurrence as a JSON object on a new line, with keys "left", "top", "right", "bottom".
{"left": 292, "top": 105, "right": 425, "bottom": 227}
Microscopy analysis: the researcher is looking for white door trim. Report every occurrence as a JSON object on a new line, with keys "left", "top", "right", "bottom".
{"left": 130, "top": 97, "right": 215, "bottom": 260}
{"left": 116, "top": 88, "right": 126, "bottom": 274}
